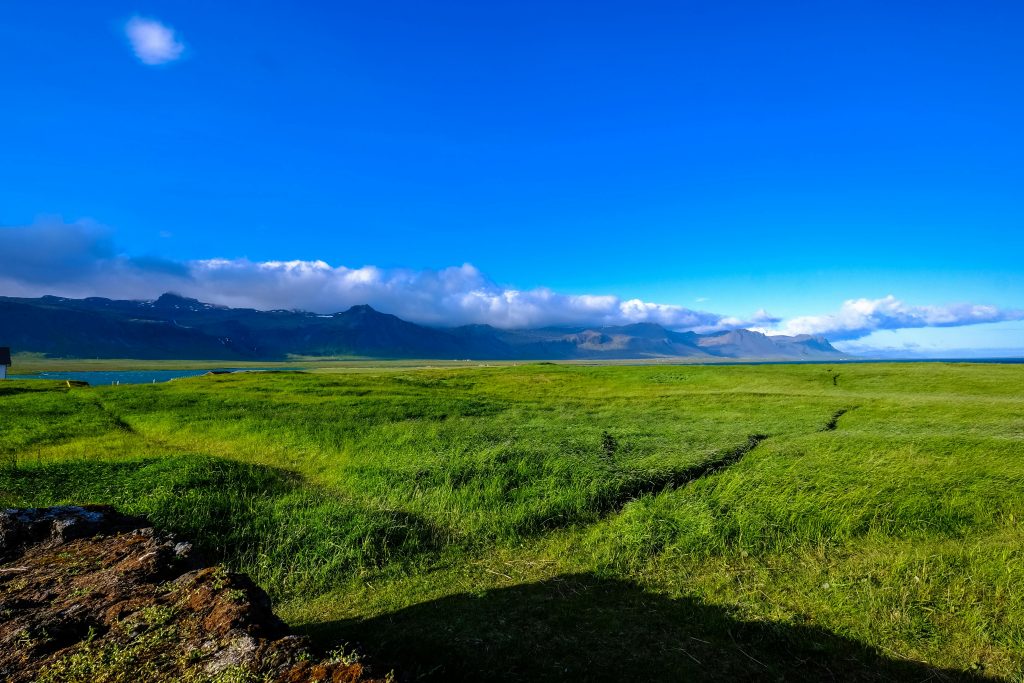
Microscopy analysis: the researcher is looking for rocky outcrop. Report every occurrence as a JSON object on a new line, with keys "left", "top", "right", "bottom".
{"left": 0, "top": 506, "right": 387, "bottom": 683}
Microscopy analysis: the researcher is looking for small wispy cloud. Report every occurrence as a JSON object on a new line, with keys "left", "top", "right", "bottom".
{"left": 125, "top": 17, "right": 184, "bottom": 66}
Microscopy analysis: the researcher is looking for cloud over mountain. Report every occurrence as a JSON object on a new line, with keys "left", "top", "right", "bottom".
{"left": 0, "top": 220, "right": 747, "bottom": 330}
{"left": 1, "top": 220, "right": 1019, "bottom": 340}
{"left": 186, "top": 258, "right": 743, "bottom": 330}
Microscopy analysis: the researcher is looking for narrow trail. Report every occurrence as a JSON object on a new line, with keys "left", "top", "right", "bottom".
{"left": 597, "top": 434, "right": 769, "bottom": 517}
{"left": 601, "top": 405, "right": 860, "bottom": 517}
{"left": 821, "top": 406, "right": 858, "bottom": 431}
{"left": 86, "top": 395, "right": 137, "bottom": 434}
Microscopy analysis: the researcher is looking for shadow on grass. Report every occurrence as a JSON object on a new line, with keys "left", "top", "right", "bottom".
{"left": 303, "top": 573, "right": 990, "bottom": 682}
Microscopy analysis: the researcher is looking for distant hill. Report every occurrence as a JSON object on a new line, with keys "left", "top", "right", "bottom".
{"left": 0, "top": 293, "right": 849, "bottom": 361}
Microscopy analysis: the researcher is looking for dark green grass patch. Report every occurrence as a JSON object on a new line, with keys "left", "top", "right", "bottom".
{"left": 301, "top": 573, "right": 985, "bottom": 682}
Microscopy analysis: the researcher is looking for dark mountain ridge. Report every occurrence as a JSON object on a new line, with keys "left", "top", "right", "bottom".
{"left": 0, "top": 293, "right": 848, "bottom": 361}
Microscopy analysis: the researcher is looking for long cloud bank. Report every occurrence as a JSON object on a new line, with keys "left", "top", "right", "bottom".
{"left": 1, "top": 220, "right": 1020, "bottom": 339}
{"left": 0, "top": 220, "right": 759, "bottom": 330}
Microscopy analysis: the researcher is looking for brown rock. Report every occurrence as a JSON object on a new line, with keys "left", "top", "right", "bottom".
{"left": 0, "top": 506, "right": 389, "bottom": 683}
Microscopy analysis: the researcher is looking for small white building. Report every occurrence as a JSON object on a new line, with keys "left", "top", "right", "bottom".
{"left": 0, "top": 347, "right": 10, "bottom": 380}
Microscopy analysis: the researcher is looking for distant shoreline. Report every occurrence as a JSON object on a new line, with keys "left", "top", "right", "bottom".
{"left": 7, "top": 354, "right": 1024, "bottom": 378}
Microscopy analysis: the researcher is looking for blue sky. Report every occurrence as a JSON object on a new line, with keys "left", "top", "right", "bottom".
{"left": 1, "top": 1, "right": 1022, "bottom": 353}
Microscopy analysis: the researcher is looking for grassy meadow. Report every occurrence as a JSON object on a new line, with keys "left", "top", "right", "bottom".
{"left": 2, "top": 362, "right": 1023, "bottom": 680}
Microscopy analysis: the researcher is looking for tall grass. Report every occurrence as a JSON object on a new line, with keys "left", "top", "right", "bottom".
{"left": 1, "top": 455, "right": 437, "bottom": 594}
{"left": 2, "top": 362, "right": 1023, "bottom": 677}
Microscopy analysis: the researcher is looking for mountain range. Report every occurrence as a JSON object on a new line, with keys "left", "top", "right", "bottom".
{"left": 0, "top": 293, "right": 849, "bottom": 361}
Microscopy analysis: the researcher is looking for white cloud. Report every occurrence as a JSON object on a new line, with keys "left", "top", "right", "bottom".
{"left": 179, "top": 259, "right": 756, "bottom": 330}
{"left": 125, "top": 17, "right": 184, "bottom": 65}
{"left": 771, "top": 295, "right": 1024, "bottom": 340}
{"left": 1, "top": 221, "right": 1020, "bottom": 344}
{"left": 0, "top": 220, "right": 747, "bottom": 330}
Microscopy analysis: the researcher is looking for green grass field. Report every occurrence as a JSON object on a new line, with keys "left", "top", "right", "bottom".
{"left": 2, "top": 363, "right": 1023, "bottom": 680}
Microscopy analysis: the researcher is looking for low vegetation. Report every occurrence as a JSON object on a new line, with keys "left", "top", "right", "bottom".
{"left": 2, "top": 362, "right": 1022, "bottom": 679}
